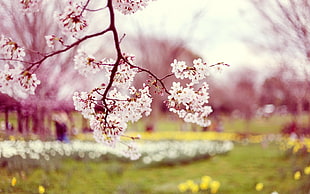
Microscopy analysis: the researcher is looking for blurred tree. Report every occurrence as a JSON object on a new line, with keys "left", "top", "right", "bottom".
{"left": 0, "top": 1, "right": 96, "bottom": 136}
{"left": 208, "top": 68, "right": 259, "bottom": 131}
{"left": 249, "top": 0, "right": 310, "bottom": 123}
{"left": 260, "top": 65, "right": 309, "bottom": 116}
{"left": 231, "top": 68, "right": 258, "bottom": 131}
{"left": 208, "top": 79, "right": 235, "bottom": 116}
{"left": 250, "top": 0, "right": 310, "bottom": 61}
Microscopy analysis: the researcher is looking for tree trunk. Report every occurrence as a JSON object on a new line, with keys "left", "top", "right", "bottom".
{"left": 24, "top": 114, "right": 29, "bottom": 135}
{"left": 4, "top": 107, "right": 9, "bottom": 131}
{"left": 17, "top": 108, "right": 23, "bottom": 133}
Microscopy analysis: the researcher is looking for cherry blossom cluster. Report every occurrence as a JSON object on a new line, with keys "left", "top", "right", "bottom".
{"left": 0, "top": 35, "right": 40, "bottom": 99}
{"left": 45, "top": 35, "right": 64, "bottom": 49}
{"left": 0, "top": 35, "right": 25, "bottom": 60}
{"left": 105, "top": 53, "right": 138, "bottom": 88}
{"left": 0, "top": 64, "right": 39, "bottom": 99}
{"left": 73, "top": 82, "right": 151, "bottom": 159}
{"left": 73, "top": 49, "right": 108, "bottom": 76}
{"left": 168, "top": 81, "right": 212, "bottom": 127}
{"left": 167, "top": 58, "right": 221, "bottom": 127}
{"left": 19, "top": 0, "right": 41, "bottom": 13}
{"left": 72, "top": 50, "right": 146, "bottom": 159}
{"left": 171, "top": 58, "right": 210, "bottom": 85}
{"left": 113, "top": 0, "right": 156, "bottom": 15}
{"left": 55, "top": 0, "right": 88, "bottom": 35}
{"left": 74, "top": 50, "right": 139, "bottom": 87}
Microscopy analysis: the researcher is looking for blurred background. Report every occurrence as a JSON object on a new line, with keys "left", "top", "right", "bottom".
{"left": 0, "top": 0, "right": 309, "bottom": 193}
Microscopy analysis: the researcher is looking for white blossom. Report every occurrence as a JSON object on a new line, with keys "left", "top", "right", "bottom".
{"left": 72, "top": 91, "right": 96, "bottom": 119}
{"left": 17, "top": 71, "right": 41, "bottom": 95}
{"left": 104, "top": 53, "right": 138, "bottom": 88}
{"left": 45, "top": 34, "right": 64, "bottom": 49}
{"left": 91, "top": 114, "right": 126, "bottom": 147}
{"left": 0, "top": 64, "right": 40, "bottom": 99}
{"left": 0, "top": 35, "right": 25, "bottom": 60}
{"left": 55, "top": 1, "right": 88, "bottom": 35}
{"left": 74, "top": 50, "right": 101, "bottom": 76}
{"left": 19, "top": 0, "right": 41, "bottom": 13}
{"left": 171, "top": 58, "right": 210, "bottom": 84}
{"left": 113, "top": 0, "right": 155, "bottom": 15}
{"left": 168, "top": 82, "right": 212, "bottom": 127}
{"left": 73, "top": 83, "right": 152, "bottom": 151}
{"left": 122, "top": 142, "right": 141, "bottom": 160}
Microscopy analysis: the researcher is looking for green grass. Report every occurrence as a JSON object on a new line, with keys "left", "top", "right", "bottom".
{"left": 128, "top": 113, "right": 309, "bottom": 134}
{"left": 221, "top": 115, "right": 293, "bottom": 134}
{"left": 1, "top": 143, "right": 309, "bottom": 194}
{"left": 1, "top": 113, "right": 309, "bottom": 193}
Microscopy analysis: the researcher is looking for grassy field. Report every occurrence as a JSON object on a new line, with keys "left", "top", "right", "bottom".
{"left": 0, "top": 113, "right": 309, "bottom": 193}
{"left": 0, "top": 142, "right": 309, "bottom": 193}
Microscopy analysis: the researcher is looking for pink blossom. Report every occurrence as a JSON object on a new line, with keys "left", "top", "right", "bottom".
{"left": 171, "top": 58, "right": 210, "bottom": 84}
{"left": 0, "top": 35, "right": 25, "bottom": 60}
{"left": 167, "top": 82, "right": 212, "bottom": 127}
{"left": 45, "top": 35, "right": 63, "bottom": 49}
{"left": 0, "top": 64, "right": 40, "bottom": 99}
{"left": 55, "top": 1, "right": 88, "bottom": 35}
{"left": 19, "top": 0, "right": 41, "bottom": 13}
{"left": 113, "top": 0, "right": 155, "bottom": 15}
{"left": 74, "top": 50, "right": 104, "bottom": 76}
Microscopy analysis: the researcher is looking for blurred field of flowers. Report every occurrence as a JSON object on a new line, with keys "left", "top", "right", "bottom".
{"left": 1, "top": 125, "right": 310, "bottom": 193}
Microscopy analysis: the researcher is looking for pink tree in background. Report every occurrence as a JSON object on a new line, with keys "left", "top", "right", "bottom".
{"left": 0, "top": 0, "right": 227, "bottom": 160}
{"left": 0, "top": 1, "right": 98, "bottom": 135}
{"left": 249, "top": 0, "right": 310, "bottom": 125}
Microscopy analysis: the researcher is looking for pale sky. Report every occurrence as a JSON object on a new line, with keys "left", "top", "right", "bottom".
{"left": 116, "top": 0, "right": 270, "bottom": 79}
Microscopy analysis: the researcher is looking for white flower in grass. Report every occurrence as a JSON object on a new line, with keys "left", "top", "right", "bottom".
{"left": 122, "top": 142, "right": 141, "bottom": 160}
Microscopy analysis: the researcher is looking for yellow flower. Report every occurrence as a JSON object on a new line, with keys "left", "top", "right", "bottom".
{"left": 294, "top": 171, "right": 301, "bottom": 180}
{"left": 9, "top": 136, "right": 15, "bottom": 141}
{"left": 201, "top": 175, "right": 212, "bottom": 183}
{"left": 200, "top": 176, "right": 212, "bottom": 190}
{"left": 11, "top": 177, "right": 17, "bottom": 187}
{"left": 190, "top": 183, "right": 199, "bottom": 193}
{"left": 200, "top": 181, "right": 209, "bottom": 190}
{"left": 185, "top": 180, "right": 195, "bottom": 187}
{"left": 38, "top": 185, "right": 45, "bottom": 194}
{"left": 178, "top": 183, "right": 188, "bottom": 193}
{"left": 255, "top": 182, "right": 264, "bottom": 191}
{"left": 210, "top": 181, "right": 220, "bottom": 194}
{"left": 304, "top": 166, "right": 310, "bottom": 175}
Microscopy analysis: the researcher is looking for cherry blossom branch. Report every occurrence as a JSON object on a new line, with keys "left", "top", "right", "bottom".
{"left": 0, "top": 0, "right": 224, "bottom": 160}
{"left": 79, "top": 0, "right": 91, "bottom": 16}
{"left": 122, "top": 59, "right": 171, "bottom": 94}
{"left": 101, "top": 0, "right": 122, "bottom": 101}
{"left": 85, "top": 7, "right": 107, "bottom": 12}
{"left": 23, "top": 28, "right": 111, "bottom": 72}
